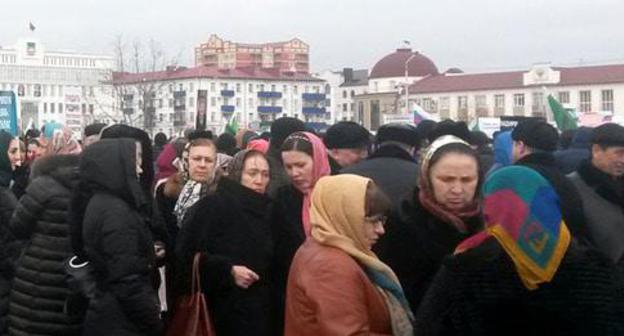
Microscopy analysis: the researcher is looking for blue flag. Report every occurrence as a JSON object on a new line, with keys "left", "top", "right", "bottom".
{"left": 0, "top": 91, "right": 18, "bottom": 136}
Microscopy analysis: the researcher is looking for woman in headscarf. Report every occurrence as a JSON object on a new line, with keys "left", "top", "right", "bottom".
{"left": 0, "top": 131, "right": 22, "bottom": 335}
{"left": 375, "top": 135, "right": 483, "bottom": 314}
{"left": 414, "top": 166, "right": 622, "bottom": 336}
{"left": 176, "top": 149, "right": 272, "bottom": 335}
{"left": 69, "top": 139, "right": 162, "bottom": 336}
{"left": 7, "top": 127, "right": 82, "bottom": 336}
{"left": 269, "top": 131, "right": 330, "bottom": 334}
{"left": 285, "top": 174, "right": 414, "bottom": 335}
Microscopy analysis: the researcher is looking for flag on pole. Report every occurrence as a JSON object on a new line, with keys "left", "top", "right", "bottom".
{"left": 225, "top": 116, "right": 239, "bottom": 135}
{"left": 413, "top": 103, "right": 440, "bottom": 125}
{"left": 547, "top": 94, "right": 578, "bottom": 131}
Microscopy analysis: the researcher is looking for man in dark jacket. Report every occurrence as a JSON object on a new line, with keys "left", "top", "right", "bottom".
{"left": 511, "top": 119, "right": 587, "bottom": 240}
{"left": 324, "top": 121, "right": 371, "bottom": 174}
{"left": 555, "top": 126, "right": 592, "bottom": 174}
{"left": 342, "top": 123, "right": 420, "bottom": 207}
{"left": 568, "top": 123, "right": 624, "bottom": 264}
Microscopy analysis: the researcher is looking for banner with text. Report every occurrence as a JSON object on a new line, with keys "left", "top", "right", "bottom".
{"left": 0, "top": 91, "right": 18, "bottom": 136}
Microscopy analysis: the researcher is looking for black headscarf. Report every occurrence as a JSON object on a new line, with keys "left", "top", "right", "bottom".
{"left": 0, "top": 130, "right": 14, "bottom": 187}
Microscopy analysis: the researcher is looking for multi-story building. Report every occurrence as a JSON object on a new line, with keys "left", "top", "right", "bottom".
{"left": 314, "top": 68, "right": 369, "bottom": 123}
{"left": 113, "top": 65, "right": 328, "bottom": 137}
{"left": 195, "top": 34, "right": 310, "bottom": 74}
{"left": 0, "top": 36, "right": 117, "bottom": 136}
{"left": 408, "top": 63, "right": 624, "bottom": 123}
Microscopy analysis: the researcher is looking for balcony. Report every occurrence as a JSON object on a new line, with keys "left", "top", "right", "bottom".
{"left": 221, "top": 105, "right": 235, "bottom": 113}
{"left": 258, "top": 106, "right": 282, "bottom": 114}
{"left": 302, "top": 93, "right": 326, "bottom": 101}
{"left": 257, "top": 91, "right": 282, "bottom": 99}
{"left": 221, "top": 90, "right": 235, "bottom": 97}
{"left": 302, "top": 107, "right": 326, "bottom": 115}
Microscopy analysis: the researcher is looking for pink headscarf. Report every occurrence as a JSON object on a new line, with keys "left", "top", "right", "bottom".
{"left": 155, "top": 143, "right": 178, "bottom": 181}
{"left": 299, "top": 132, "right": 330, "bottom": 236}
{"left": 246, "top": 139, "right": 269, "bottom": 154}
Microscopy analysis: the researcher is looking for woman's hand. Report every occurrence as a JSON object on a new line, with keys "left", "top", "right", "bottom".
{"left": 231, "top": 265, "right": 260, "bottom": 289}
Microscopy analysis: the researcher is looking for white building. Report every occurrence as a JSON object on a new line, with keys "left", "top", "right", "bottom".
{"left": 408, "top": 63, "right": 624, "bottom": 124}
{"left": 113, "top": 65, "right": 328, "bottom": 137}
{"left": 0, "top": 36, "right": 117, "bottom": 135}
{"left": 314, "top": 68, "right": 369, "bottom": 123}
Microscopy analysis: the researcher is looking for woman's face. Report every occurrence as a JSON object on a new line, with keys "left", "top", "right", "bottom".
{"left": 363, "top": 214, "right": 386, "bottom": 250}
{"left": 27, "top": 143, "right": 39, "bottom": 161}
{"left": 240, "top": 154, "right": 270, "bottom": 194}
{"left": 429, "top": 152, "right": 479, "bottom": 211}
{"left": 135, "top": 142, "right": 143, "bottom": 178}
{"left": 282, "top": 150, "right": 314, "bottom": 194}
{"left": 7, "top": 138, "right": 22, "bottom": 170}
{"left": 188, "top": 145, "right": 216, "bottom": 183}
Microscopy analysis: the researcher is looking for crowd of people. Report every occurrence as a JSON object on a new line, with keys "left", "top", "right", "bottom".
{"left": 0, "top": 116, "right": 622, "bottom": 336}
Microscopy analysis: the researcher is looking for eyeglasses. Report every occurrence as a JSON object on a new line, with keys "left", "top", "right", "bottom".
{"left": 364, "top": 215, "right": 387, "bottom": 226}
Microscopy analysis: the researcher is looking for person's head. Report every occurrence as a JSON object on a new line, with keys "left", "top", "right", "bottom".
{"left": 375, "top": 123, "right": 421, "bottom": 156}
{"left": 27, "top": 139, "right": 43, "bottom": 161}
{"left": 324, "top": 121, "right": 371, "bottom": 168}
{"left": 187, "top": 138, "right": 217, "bottom": 183}
{"left": 427, "top": 120, "right": 471, "bottom": 143}
{"left": 187, "top": 129, "right": 213, "bottom": 141}
{"left": 492, "top": 130, "right": 513, "bottom": 168}
{"left": 46, "top": 127, "right": 82, "bottom": 156}
{"left": 281, "top": 131, "right": 330, "bottom": 194}
{"left": 469, "top": 131, "right": 491, "bottom": 150}
{"left": 83, "top": 123, "right": 107, "bottom": 147}
{"left": 310, "top": 175, "right": 391, "bottom": 252}
{"left": 590, "top": 123, "right": 624, "bottom": 177}
{"left": 154, "top": 132, "right": 168, "bottom": 147}
{"left": 421, "top": 135, "right": 481, "bottom": 212}
{"left": 227, "top": 150, "right": 271, "bottom": 194}
{"left": 511, "top": 120, "right": 559, "bottom": 162}
{"left": 7, "top": 137, "right": 22, "bottom": 170}
{"left": 216, "top": 133, "right": 238, "bottom": 156}
{"left": 270, "top": 117, "right": 306, "bottom": 151}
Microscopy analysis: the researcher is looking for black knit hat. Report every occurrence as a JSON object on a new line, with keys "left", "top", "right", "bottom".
{"left": 324, "top": 121, "right": 371, "bottom": 149}
{"left": 376, "top": 123, "right": 420, "bottom": 147}
{"left": 591, "top": 123, "right": 624, "bottom": 147}
{"left": 84, "top": 123, "right": 107, "bottom": 137}
{"left": 270, "top": 117, "right": 306, "bottom": 149}
{"left": 511, "top": 119, "right": 559, "bottom": 152}
{"left": 427, "top": 120, "right": 471, "bottom": 143}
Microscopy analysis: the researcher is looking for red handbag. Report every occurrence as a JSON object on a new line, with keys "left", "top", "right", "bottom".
{"left": 166, "top": 253, "right": 216, "bottom": 336}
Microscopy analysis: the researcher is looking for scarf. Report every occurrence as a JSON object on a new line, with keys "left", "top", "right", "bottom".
{"left": 418, "top": 135, "right": 481, "bottom": 232}
{"left": 226, "top": 149, "right": 251, "bottom": 182}
{"left": 456, "top": 166, "right": 571, "bottom": 290}
{"left": 46, "top": 126, "right": 82, "bottom": 155}
{"left": 298, "top": 132, "right": 330, "bottom": 237}
{"left": 310, "top": 174, "right": 414, "bottom": 335}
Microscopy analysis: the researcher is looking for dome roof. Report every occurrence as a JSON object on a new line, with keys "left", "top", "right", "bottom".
{"left": 369, "top": 48, "right": 439, "bottom": 79}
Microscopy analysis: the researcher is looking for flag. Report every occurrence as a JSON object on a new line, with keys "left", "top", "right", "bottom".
{"left": 29, "top": 22, "right": 36, "bottom": 31}
{"left": 413, "top": 103, "right": 440, "bottom": 125}
{"left": 547, "top": 94, "right": 578, "bottom": 131}
{"left": 225, "top": 116, "right": 239, "bottom": 135}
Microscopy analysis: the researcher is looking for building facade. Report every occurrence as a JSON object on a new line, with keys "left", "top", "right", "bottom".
{"left": 408, "top": 63, "right": 624, "bottom": 123}
{"left": 194, "top": 34, "right": 310, "bottom": 74}
{"left": 0, "top": 36, "right": 116, "bottom": 135}
{"left": 113, "top": 65, "right": 328, "bottom": 137}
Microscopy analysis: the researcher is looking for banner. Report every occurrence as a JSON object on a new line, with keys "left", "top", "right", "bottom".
{"left": 196, "top": 90, "right": 207, "bottom": 130}
{"left": 0, "top": 91, "right": 18, "bottom": 136}
{"left": 64, "top": 87, "right": 83, "bottom": 136}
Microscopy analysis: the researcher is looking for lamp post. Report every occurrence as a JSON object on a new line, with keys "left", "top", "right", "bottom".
{"left": 404, "top": 53, "right": 416, "bottom": 115}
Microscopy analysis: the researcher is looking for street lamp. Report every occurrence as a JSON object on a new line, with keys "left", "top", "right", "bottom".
{"left": 404, "top": 53, "right": 416, "bottom": 115}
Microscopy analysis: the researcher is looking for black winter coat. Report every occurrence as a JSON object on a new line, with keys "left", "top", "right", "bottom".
{"left": 0, "top": 186, "right": 17, "bottom": 336}
{"left": 176, "top": 178, "right": 273, "bottom": 336}
{"left": 79, "top": 139, "right": 161, "bottom": 336}
{"left": 7, "top": 155, "right": 80, "bottom": 336}
{"left": 555, "top": 127, "right": 592, "bottom": 175}
{"left": 342, "top": 144, "right": 419, "bottom": 208}
{"left": 375, "top": 189, "right": 483, "bottom": 314}
{"left": 268, "top": 184, "right": 304, "bottom": 335}
{"left": 414, "top": 238, "right": 623, "bottom": 336}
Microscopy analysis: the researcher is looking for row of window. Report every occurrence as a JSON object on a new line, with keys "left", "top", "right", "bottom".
{"left": 0, "top": 54, "right": 17, "bottom": 64}
{"left": 0, "top": 66, "right": 105, "bottom": 83}
{"left": 0, "top": 83, "right": 95, "bottom": 98}
{"left": 40, "top": 102, "right": 94, "bottom": 114}
{"left": 43, "top": 56, "right": 98, "bottom": 67}
{"left": 166, "top": 82, "right": 323, "bottom": 95}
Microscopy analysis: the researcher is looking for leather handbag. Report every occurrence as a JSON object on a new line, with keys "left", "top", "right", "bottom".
{"left": 166, "top": 253, "right": 216, "bottom": 336}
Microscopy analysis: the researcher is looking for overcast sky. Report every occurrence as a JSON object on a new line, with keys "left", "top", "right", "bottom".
{"left": 4, "top": 0, "right": 624, "bottom": 74}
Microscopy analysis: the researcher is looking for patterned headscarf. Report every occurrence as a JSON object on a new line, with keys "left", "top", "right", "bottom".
{"left": 418, "top": 135, "right": 481, "bottom": 232}
{"left": 310, "top": 175, "right": 414, "bottom": 335}
{"left": 46, "top": 126, "right": 82, "bottom": 155}
{"left": 456, "top": 166, "right": 571, "bottom": 290}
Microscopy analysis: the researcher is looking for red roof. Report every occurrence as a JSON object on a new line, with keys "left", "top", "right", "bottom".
{"left": 112, "top": 65, "right": 322, "bottom": 85}
{"left": 370, "top": 48, "right": 439, "bottom": 79}
{"left": 409, "top": 64, "right": 624, "bottom": 94}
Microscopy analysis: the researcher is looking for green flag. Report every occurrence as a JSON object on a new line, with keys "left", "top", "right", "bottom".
{"left": 225, "top": 117, "right": 239, "bottom": 135}
{"left": 548, "top": 94, "right": 578, "bottom": 131}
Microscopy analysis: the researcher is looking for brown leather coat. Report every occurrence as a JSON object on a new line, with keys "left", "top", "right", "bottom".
{"left": 285, "top": 240, "right": 392, "bottom": 336}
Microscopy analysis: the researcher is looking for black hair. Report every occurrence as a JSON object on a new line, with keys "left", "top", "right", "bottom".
{"left": 281, "top": 132, "right": 313, "bottom": 157}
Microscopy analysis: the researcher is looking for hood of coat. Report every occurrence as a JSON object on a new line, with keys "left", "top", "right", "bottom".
{"left": 80, "top": 138, "right": 146, "bottom": 210}
{"left": 30, "top": 154, "right": 80, "bottom": 189}
{"left": 569, "top": 127, "right": 593, "bottom": 150}
{"left": 0, "top": 130, "right": 13, "bottom": 187}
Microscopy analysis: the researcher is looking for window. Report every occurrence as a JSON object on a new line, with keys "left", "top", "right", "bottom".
{"left": 513, "top": 94, "right": 525, "bottom": 107}
{"left": 89, "top": 104, "right": 94, "bottom": 114}
{"left": 211, "top": 97, "right": 216, "bottom": 107}
{"left": 210, "top": 83, "right": 216, "bottom": 92}
{"left": 34, "top": 84, "right": 41, "bottom": 97}
{"left": 169, "top": 84, "right": 174, "bottom": 93}
{"left": 168, "top": 99, "right": 173, "bottom": 108}
{"left": 293, "top": 86, "right": 298, "bottom": 94}
{"left": 58, "top": 103, "right": 63, "bottom": 113}
{"left": 51, "top": 103, "right": 55, "bottom": 113}
{"left": 159, "top": 99, "right": 163, "bottom": 108}
{"left": 189, "top": 97, "right": 195, "bottom": 107}
{"left": 458, "top": 96, "right": 468, "bottom": 109}
{"left": 475, "top": 95, "right": 487, "bottom": 107}
{"left": 343, "top": 103, "right": 348, "bottom": 112}
{"left": 558, "top": 91, "right": 570, "bottom": 104}
{"left": 189, "top": 83, "right": 194, "bottom": 92}
{"left": 350, "top": 103, "right": 354, "bottom": 112}
{"left": 350, "top": 90, "right": 355, "bottom": 98}
{"left": 248, "top": 84, "right": 253, "bottom": 93}
{"left": 494, "top": 94, "right": 505, "bottom": 108}
{"left": 179, "top": 83, "right": 184, "bottom": 91}
{"left": 602, "top": 90, "right": 614, "bottom": 112}
{"left": 248, "top": 98, "right": 253, "bottom": 107}
{"left": 43, "top": 102, "right": 47, "bottom": 113}
{"left": 159, "top": 114, "right": 163, "bottom": 122}
{"left": 236, "top": 98, "right": 241, "bottom": 107}
{"left": 342, "top": 90, "right": 347, "bottom": 98}
{"left": 440, "top": 97, "right": 450, "bottom": 110}
{"left": 579, "top": 90, "right": 592, "bottom": 112}
{"left": 283, "top": 85, "right": 288, "bottom": 93}
{"left": 236, "top": 83, "right": 241, "bottom": 93}
{"left": 271, "top": 84, "right": 276, "bottom": 92}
